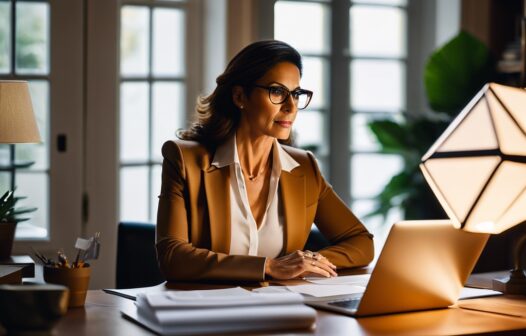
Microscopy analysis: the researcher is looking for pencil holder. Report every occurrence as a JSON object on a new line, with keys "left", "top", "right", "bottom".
{"left": 43, "top": 266, "right": 91, "bottom": 308}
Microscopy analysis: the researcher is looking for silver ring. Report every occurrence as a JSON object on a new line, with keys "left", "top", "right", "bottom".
{"left": 304, "top": 250, "right": 313, "bottom": 259}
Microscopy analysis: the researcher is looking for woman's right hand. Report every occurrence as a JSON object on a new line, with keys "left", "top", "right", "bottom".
{"left": 264, "top": 250, "right": 338, "bottom": 280}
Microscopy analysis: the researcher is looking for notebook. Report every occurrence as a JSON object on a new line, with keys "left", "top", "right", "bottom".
{"left": 305, "top": 220, "right": 489, "bottom": 317}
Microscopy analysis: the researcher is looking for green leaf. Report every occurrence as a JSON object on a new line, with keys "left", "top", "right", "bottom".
{"left": 424, "top": 31, "right": 494, "bottom": 116}
{"left": 0, "top": 189, "right": 37, "bottom": 223}
{"left": 368, "top": 120, "right": 409, "bottom": 152}
{"left": 364, "top": 31, "right": 492, "bottom": 222}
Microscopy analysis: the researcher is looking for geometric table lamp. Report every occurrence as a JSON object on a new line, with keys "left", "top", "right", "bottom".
{"left": 420, "top": 83, "right": 526, "bottom": 294}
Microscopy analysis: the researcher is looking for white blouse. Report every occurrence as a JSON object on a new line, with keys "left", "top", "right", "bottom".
{"left": 210, "top": 135, "right": 299, "bottom": 259}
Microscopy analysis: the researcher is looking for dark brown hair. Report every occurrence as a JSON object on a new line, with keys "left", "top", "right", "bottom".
{"left": 177, "top": 40, "right": 302, "bottom": 148}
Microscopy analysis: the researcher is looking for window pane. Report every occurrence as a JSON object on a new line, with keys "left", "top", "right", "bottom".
{"left": 294, "top": 110, "right": 325, "bottom": 151}
{"left": 350, "top": 60, "right": 405, "bottom": 112}
{"left": 121, "top": 6, "right": 150, "bottom": 77}
{"left": 351, "top": 199, "right": 402, "bottom": 264}
{"left": 352, "top": 0, "right": 407, "bottom": 5}
{"left": 120, "top": 82, "right": 149, "bottom": 162}
{"left": 153, "top": 8, "right": 185, "bottom": 77}
{"left": 15, "top": 2, "right": 49, "bottom": 75}
{"left": 351, "top": 113, "right": 380, "bottom": 151}
{"left": 120, "top": 166, "right": 149, "bottom": 222}
{"left": 152, "top": 82, "right": 185, "bottom": 161}
{"left": 301, "top": 57, "right": 327, "bottom": 110}
{"left": 351, "top": 113, "right": 402, "bottom": 151}
{"left": 0, "top": 145, "right": 9, "bottom": 167}
{"left": 0, "top": 1, "right": 10, "bottom": 74}
{"left": 15, "top": 172, "right": 49, "bottom": 239}
{"left": 274, "top": 1, "right": 330, "bottom": 54}
{"left": 0, "top": 172, "right": 9, "bottom": 192}
{"left": 16, "top": 80, "right": 49, "bottom": 170}
{"left": 351, "top": 154, "right": 403, "bottom": 198}
{"left": 151, "top": 164, "right": 161, "bottom": 223}
{"left": 350, "top": 5, "right": 406, "bottom": 58}
{"left": 352, "top": 199, "right": 402, "bottom": 230}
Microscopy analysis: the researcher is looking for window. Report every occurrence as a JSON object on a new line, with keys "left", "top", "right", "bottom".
{"left": 0, "top": 0, "right": 50, "bottom": 239}
{"left": 119, "top": 1, "right": 187, "bottom": 223}
{"left": 275, "top": 0, "right": 331, "bottom": 172}
{"left": 349, "top": 0, "right": 405, "bottom": 236}
{"left": 274, "top": 0, "right": 406, "bottom": 248}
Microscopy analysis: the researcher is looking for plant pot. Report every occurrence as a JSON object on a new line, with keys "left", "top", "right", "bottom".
{"left": 0, "top": 222, "right": 16, "bottom": 260}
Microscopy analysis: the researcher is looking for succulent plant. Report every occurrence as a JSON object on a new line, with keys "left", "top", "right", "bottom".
{"left": 0, "top": 190, "right": 37, "bottom": 223}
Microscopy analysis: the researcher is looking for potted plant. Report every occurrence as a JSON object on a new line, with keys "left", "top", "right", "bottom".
{"left": 0, "top": 190, "right": 37, "bottom": 260}
{"left": 366, "top": 31, "right": 495, "bottom": 220}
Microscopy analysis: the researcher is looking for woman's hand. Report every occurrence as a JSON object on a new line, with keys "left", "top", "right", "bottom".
{"left": 265, "top": 250, "right": 338, "bottom": 280}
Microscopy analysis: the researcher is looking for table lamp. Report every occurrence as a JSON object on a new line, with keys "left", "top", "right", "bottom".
{"left": 0, "top": 80, "right": 42, "bottom": 189}
{"left": 420, "top": 82, "right": 526, "bottom": 294}
{"left": 0, "top": 80, "right": 41, "bottom": 144}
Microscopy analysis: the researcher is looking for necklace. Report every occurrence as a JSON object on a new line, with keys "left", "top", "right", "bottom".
{"left": 244, "top": 158, "right": 271, "bottom": 182}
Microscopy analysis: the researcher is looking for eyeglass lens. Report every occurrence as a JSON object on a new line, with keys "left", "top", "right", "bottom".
{"left": 268, "top": 87, "right": 310, "bottom": 109}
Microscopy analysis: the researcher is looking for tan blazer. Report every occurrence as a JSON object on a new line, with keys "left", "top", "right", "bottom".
{"left": 156, "top": 139, "right": 374, "bottom": 281}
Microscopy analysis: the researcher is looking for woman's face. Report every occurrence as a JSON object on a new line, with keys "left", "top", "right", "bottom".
{"left": 234, "top": 61, "right": 301, "bottom": 140}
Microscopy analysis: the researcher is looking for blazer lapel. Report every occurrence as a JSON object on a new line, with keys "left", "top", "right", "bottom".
{"left": 204, "top": 166, "right": 231, "bottom": 254}
{"left": 280, "top": 170, "right": 306, "bottom": 254}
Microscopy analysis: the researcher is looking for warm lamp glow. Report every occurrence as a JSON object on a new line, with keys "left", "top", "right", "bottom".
{"left": 0, "top": 81, "right": 41, "bottom": 144}
{"left": 472, "top": 221, "right": 497, "bottom": 234}
{"left": 420, "top": 83, "right": 526, "bottom": 234}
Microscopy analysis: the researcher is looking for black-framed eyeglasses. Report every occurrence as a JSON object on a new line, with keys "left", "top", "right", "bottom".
{"left": 252, "top": 84, "right": 313, "bottom": 110}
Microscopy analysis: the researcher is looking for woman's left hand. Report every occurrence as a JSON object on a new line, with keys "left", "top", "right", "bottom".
{"left": 264, "top": 250, "right": 337, "bottom": 280}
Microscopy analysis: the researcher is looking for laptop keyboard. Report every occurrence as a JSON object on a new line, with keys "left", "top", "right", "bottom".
{"left": 328, "top": 298, "right": 361, "bottom": 310}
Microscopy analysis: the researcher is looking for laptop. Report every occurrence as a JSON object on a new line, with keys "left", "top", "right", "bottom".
{"left": 305, "top": 220, "right": 489, "bottom": 317}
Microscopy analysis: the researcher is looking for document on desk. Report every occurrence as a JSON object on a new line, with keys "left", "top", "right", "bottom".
{"left": 121, "top": 287, "right": 316, "bottom": 336}
{"left": 286, "top": 284, "right": 366, "bottom": 297}
{"left": 304, "top": 274, "right": 371, "bottom": 286}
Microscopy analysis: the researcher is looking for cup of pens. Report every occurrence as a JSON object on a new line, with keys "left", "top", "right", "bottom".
{"left": 35, "top": 232, "right": 101, "bottom": 308}
{"left": 43, "top": 265, "right": 91, "bottom": 308}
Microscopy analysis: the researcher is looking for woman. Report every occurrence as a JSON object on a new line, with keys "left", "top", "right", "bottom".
{"left": 156, "top": 40, "right": 373, "bottom": 282}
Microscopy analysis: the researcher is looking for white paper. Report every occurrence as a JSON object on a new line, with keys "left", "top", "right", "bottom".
{"left": 252, "top": 286, "right": 291, "bottom": 294}
{"left": 139, "top": 287, "right": 304, "bottom": 309}
{"left": 130, "top": 287, "right": 316, "bottom": 335}
{"left": 75, "top": 237, "right": 91, "bottom": 250}
{"left": 304, "top": 274, "right": 371, "bottom": 286}
{"left": 459, "top": 287, "right": 501, "bottom": 300}
{"left": 141, "top": 304, "right": 315, "bottom": 325}
{"left": 124, "top": 303, "right": 316, "bottom": 335}
{"left": 286, "top": 284, "right": 366, "bottom": 297}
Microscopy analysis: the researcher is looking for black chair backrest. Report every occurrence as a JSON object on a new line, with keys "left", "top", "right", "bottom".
{"left": 116, "top": 222, "right": 165, "bottom": 289}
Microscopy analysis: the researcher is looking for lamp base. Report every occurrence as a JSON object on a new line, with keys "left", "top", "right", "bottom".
{"left": 492, "top": 269, "right": 526, "bottom": 295}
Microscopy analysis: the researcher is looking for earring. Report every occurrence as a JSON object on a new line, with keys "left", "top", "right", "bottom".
{"left": 239, "top": 105, "right": 244, "bottom": 109}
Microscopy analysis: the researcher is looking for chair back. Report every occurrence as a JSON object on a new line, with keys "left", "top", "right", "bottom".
{"left": 116, "top": 222, "right": 164, "bottom": 289}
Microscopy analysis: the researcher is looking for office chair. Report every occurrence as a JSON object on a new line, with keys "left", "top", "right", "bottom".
{"left": 304, "top": 226, "right": 330, "bottom": 252}
{"left": 116, "top": 222, "right": 165, "bottom": 289}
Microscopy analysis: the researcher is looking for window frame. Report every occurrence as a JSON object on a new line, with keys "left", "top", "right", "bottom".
{"left": 117, "top": 0, "right": 203, "bottom": 223}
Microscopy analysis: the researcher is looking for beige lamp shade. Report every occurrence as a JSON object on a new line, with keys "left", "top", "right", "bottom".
{"left": 0, "top": 80, "right": 41, "bottom": 143}
{"left": 420, "top": 83, "right": 526, "bottom": 234}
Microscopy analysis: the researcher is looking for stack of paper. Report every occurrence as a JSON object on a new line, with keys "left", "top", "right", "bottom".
{"left": 122, "top": 287, "right": 316, "bottom": 335}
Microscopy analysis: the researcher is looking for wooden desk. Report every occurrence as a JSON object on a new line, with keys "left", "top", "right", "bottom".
{"left": 0, "top": 255, "right": 35, "bottom": 278}
{"left": 1, "top": 267, "right": 526, "bottom": 336}
{"left": 0, "top": 286, "right": 521, "bottom": 336}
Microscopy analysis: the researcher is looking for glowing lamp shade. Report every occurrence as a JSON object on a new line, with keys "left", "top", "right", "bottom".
{"left": 420, "top": 83, "right": 526, "bottom": 234}
{"left": 0, "top": 81, "right": 41, "bottom": 144}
